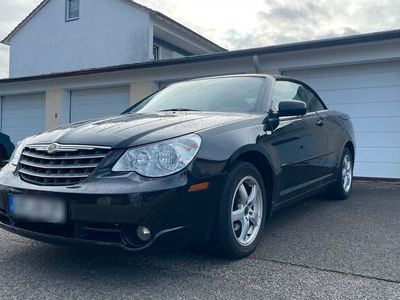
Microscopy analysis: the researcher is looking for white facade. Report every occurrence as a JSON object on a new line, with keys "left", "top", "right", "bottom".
{"left": 9, "top": 0, "right": 151, "bottom": 78}
{"left": 4, "top": 0, "right": 224, "bottom": 78}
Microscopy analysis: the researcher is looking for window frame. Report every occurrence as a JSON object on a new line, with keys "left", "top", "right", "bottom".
{"left": 65, "top": 0, "right": 80, "bottom": 22}
{"left": 271, "top": 78, "right": 327, "bottom": 115}
{"left": 152, "top": 45, "right": 160, "bottom": 61}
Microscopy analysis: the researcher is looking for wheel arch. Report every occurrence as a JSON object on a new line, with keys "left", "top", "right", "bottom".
{"left": 227, "top": 147, "right": 276, "bottom": 218}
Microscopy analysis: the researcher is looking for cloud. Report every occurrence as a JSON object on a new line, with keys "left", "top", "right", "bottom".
{"left": 0, "top": 0, "right": 42, "bottom": 78}
{"left": 138, "top": 0, "right": 400, "bottom": 50}
{"left": 0, "top": 46, "right": 9, "bottom": 79}
{"left": 0, "top": 0, "right": 42, "bottom": 38}
{"left": 223, "top": 0, "right": 400, "bottom": 49}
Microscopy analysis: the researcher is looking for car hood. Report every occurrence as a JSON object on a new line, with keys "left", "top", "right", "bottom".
{"left": 27, "top": 112, "right": 260, "bottom": 148}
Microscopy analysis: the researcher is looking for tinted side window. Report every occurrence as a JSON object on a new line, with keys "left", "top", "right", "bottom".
{"left": 303, "top": 88, "right": 325, "bottom": 112}
{"left": 271, "top": 81, "right": 325, "bottom": 113}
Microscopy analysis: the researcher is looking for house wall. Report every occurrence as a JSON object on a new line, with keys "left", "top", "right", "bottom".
{"left": 9, "top": 0, "right": 152, "bottom": 78}
{"left": 157, "top": 45, "right": 185, "bottom": 60}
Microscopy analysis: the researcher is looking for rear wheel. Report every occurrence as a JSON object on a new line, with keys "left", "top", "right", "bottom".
{"left": 327, "top": 148, "right": 353, "bottom": 200}
{"left": 209, "top": 162, "right": 266, "bottom": 259}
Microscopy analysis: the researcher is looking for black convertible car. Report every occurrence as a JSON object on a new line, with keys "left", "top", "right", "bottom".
{"left": 0, "top": 75, "right": 355, "bottom": 258}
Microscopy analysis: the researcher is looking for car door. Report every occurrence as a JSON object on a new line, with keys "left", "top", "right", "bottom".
{"left": 298, "top": 83, "right": 332, "bottom": 182}
{"left": 268, "top": 80, "right": 328, "bottom": 203}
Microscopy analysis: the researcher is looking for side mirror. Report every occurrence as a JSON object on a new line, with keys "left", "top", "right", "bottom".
{"left": 278, "top": 100, "right": 307, "bottom": 117}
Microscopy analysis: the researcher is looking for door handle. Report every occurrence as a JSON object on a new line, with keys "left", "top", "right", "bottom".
{"left": 316, "top": 119, "right": 324, "bottom": 127}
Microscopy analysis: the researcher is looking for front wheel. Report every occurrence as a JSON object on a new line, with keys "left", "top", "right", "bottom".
{"left": 327, "top": 148, "right": 354, "bottom": 200}
{"left": 208, "top": 162, "right": 266, "bottom": 259}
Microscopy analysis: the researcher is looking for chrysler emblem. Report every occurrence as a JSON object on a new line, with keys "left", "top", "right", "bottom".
{"left": 47, "top": 143, "right": 59, "bottom": 154}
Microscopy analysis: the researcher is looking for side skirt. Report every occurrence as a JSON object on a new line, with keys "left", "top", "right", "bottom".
{"left": 271, "top": 179, "right": 336, "bottom": 214}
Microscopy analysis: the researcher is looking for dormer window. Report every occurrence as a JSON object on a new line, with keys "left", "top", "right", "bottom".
{"left": 66, "top": 0, "right": 79, "bottom": 21}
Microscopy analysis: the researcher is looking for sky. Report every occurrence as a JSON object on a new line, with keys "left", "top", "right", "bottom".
{"left": 0, "top": 0, "right": 399, "bottom": 78}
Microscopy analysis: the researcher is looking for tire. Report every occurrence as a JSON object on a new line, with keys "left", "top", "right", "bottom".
{"left": 327, "top": 148, "right": 354, "bottom": 200}
{"left": 208, "top": 161, "right": 267, "bottom": 259}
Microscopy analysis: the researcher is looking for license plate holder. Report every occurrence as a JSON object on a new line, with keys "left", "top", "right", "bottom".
{"left": 8, "top": 194, "right": 67, "bottom": 224}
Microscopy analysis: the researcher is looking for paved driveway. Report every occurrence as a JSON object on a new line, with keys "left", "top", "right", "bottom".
{"left": 0, "top": 181, "right": 399, "bottom": 299}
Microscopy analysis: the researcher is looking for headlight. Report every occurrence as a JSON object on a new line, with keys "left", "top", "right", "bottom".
{"left": 9, "top": 140, "right": 26, "bottom": 166}
{"left": 112, "top": 134, "right": 202, "bottom": 177}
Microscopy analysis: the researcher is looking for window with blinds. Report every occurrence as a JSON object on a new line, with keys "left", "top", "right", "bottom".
{"left": 66, "top": 0, "right": 79, "bottom": 21}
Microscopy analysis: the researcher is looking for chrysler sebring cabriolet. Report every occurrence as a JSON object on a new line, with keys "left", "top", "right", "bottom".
{"left": 0, "top": 74, "right": 355, "bottom": 258}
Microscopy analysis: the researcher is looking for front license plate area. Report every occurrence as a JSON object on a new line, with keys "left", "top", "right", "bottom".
{"left": 8, "top": 194, "right": 67, "bottom": 224}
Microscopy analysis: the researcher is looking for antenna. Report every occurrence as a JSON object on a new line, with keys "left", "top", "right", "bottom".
{"left": 253, "top": 55, "right": 261, "bottom": 74}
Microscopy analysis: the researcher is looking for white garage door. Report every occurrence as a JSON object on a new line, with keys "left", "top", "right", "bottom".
{"left": 1, "top": 93, "right": 45, "bottom": 144}
{"left": 284, "top": 61, "right": 400, "bottom": 179}
{"left": 70, "top": 86, "right": 130, "bottom": 123}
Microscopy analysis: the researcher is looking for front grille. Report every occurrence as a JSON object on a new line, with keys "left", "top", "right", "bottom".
{"left": 18, "top": 144, "right": 111, "bottom": 186}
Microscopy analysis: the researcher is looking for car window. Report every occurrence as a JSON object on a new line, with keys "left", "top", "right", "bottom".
{"left": 271, "top": 81, "right": 325, "bottom": 113}
{"left": 127, "top": 77, "right": 264, "bottom": 114}
{"left": 303, "top": 87, "right": 325, "bottom": 112}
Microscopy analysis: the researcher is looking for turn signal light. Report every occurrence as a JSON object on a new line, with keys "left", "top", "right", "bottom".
{"left": 188, "top": 182, "right": 209, "bottom": 193}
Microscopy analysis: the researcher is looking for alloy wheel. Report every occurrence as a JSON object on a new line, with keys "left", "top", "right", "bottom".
{"left": 231, "top": 176, "right": 263, "bottom": 246}
{"left": 342, "top": 154, "right": 353, "bottom": 193}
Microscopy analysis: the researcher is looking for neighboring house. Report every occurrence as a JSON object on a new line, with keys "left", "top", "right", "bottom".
{"left": 0, "top": 1, "right": 399, "bottom": 179}
{"left": 2, "top": 0, "right": 225, "bottom": 78}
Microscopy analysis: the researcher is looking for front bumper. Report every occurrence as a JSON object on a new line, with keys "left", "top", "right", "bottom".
{"left": 0, "top": 221, "right": 190, "bottom": 251}
{"left": 0, "top": 165, "right": 226, "bottom": 251}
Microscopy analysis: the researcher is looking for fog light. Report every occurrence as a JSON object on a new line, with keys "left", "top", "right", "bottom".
{"left": 137, "top": 226, "right": 151, "bottom": 241}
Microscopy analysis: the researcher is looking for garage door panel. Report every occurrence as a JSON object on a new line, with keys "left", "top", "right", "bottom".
{"left": 319, "top": 86, "right": 400, "bottom": 105}
{"left": 352, "top": 117, "right": 400, "bottom": 133}
{"left": 287, "top": 61, "right": 400, "bottom": 77}
{"left": 3, "top": 100, "right": 45, "bottom": 111}
{"left": 71, "top": 86, "right": 130, "bottom": 123}
{"left": 284, "top": 62, "right": 400, "bottom": 178}
{"left": 357, "top": 148, "right": 400, "bottom": 164}
{"left": 2, "top": 93, "right": 45, "bottom": 144}
{"left": 2, "top": 114, "right": 44, "bottom": 121}
{"left": 356, "top": 132, "right": 400, "bottom": 148}
{"left": 297, "top": 69, "right": 400, "bottom": 85}
{"left": 284, "top": 62, "right": 400, "bottom": 88}
{"left": 355, "top": 162, "right": 399, "bottom": 179}
{"left": 299, "top": 73, "right": 400, "bottom": 91}
{"left": 72, "top": 103, "right": 126, "bottom": 110}
{"left": 330, "top": 102, "right": 400, "bottom": 118}
{"left": 2, "top": 110, "right": 44, "bottom": 120}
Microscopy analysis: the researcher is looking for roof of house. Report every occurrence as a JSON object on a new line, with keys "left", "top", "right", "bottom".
{"left": 0, "top": 0, "right": 226, "bottom": 52}
{"left": 0, "top": 28, "right": 399, "bottom": 84}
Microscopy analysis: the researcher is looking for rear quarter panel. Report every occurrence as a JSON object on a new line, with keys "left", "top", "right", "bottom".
{"left": 320, "top": 110, "right": 356, "bottom": 168}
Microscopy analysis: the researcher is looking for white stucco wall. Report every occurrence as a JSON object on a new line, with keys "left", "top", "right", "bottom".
{"left": 9, "top": 0, "right": 152, "bottom": 78}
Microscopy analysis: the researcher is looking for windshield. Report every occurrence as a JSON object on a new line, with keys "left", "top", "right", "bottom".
{"left": 127, "top": 77, "right": 265, "bottom": 114}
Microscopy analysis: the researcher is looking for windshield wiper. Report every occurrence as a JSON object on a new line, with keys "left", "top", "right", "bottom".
{"left": 160, "top": 108, "right": 200, "bottom": 112}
